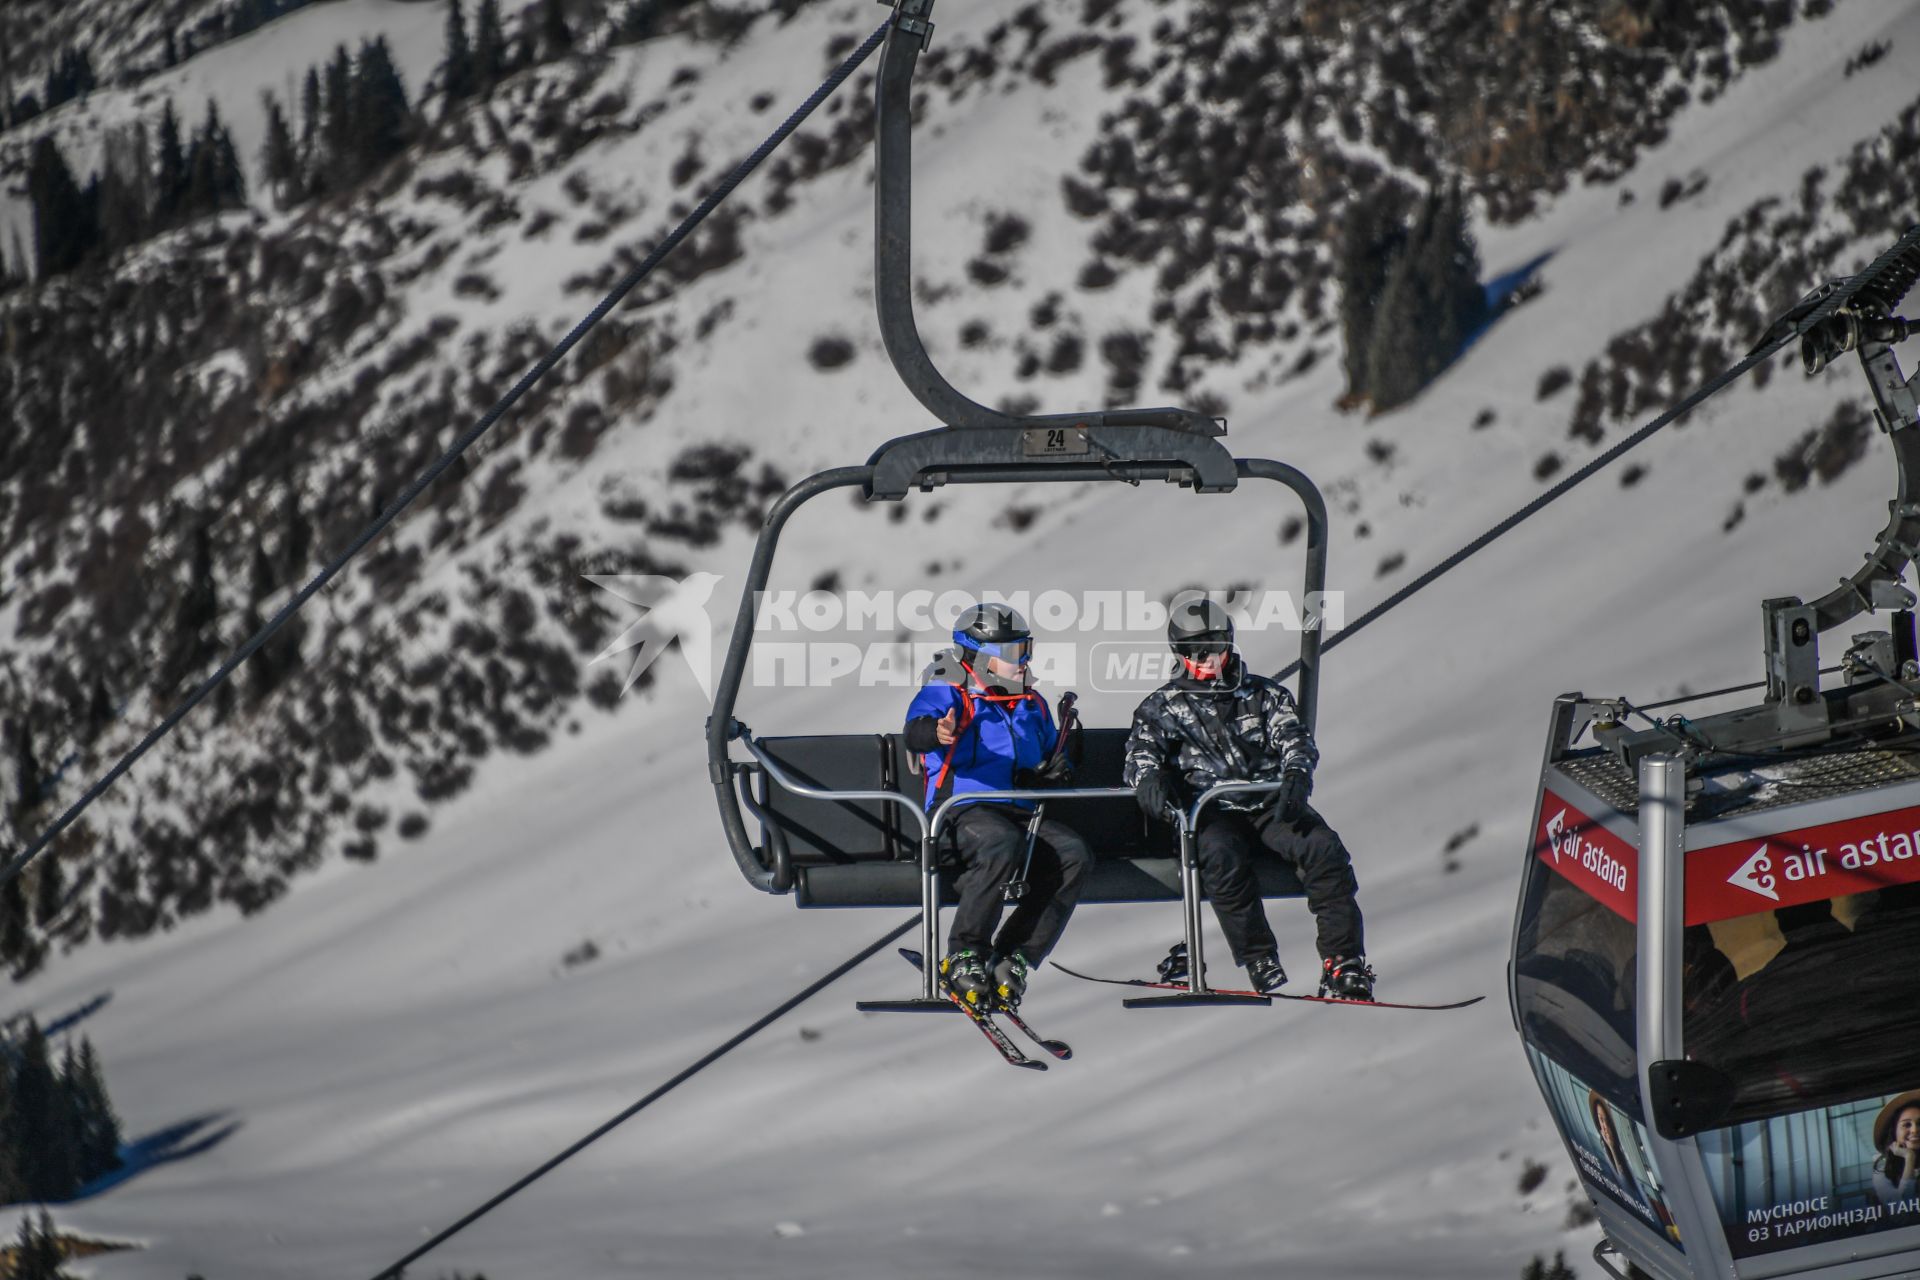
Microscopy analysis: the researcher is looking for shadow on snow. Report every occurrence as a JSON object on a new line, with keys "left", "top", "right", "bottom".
{"left": 69, "top": 1113, "right": 244, "bottom": 1201}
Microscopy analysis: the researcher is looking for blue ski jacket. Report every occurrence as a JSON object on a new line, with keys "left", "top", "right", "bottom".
{"left": 904, "top": 681, "right": 1059, "bottom": 813}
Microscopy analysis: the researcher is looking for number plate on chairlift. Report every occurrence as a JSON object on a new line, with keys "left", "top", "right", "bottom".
{"left": 1023, "top": 427, "right": 1090, "bottom": 456}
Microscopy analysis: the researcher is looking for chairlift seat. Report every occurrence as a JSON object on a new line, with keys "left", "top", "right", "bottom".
{"left": 757, "top": 727, "right": 1303, "bottom": 907}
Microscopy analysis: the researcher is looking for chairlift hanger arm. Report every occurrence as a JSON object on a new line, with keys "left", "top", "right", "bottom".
{"left": 883, "top": 0, "right": 935, "bottom": 43}
{"left": 873, "top": 0, "right": 1220, "bottom": 437}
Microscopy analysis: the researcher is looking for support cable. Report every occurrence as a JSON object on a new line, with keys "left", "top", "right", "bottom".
{"left": 1, "top": 21, "right": 893, "bottom": 890}
{"left": 364, "top": 913, "right": 919, "bottom": 1280}
{"left": 1281, "top": 324, "right": 1820, "bottom": 682}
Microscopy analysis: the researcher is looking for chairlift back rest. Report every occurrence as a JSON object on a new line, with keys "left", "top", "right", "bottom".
{"left": 753, "top": 735, "right": 899, "bottom": 864}
{"left": 754, "top": 729, "right": 1304, "bottom": 905}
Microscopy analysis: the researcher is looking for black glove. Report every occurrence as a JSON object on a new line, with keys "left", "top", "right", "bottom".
{"left": 1013, "top": 755, "right": 1072, "bottom": 789}
{"left": 1274, "top": 769, "right": 1312, "bottom": 823}
{"left": 1135, "top": 769, "right": 1186, "bottom": 821}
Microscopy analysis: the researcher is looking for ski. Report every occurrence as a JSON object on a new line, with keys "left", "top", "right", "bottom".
{"left": 999, "top": 1006, "right": 1073, "bottom": 1060}
{"left": 1049, "top": 961, "right": 1484, "bottom": 1011}
{"left": 949, "top": 991, "right": 1047, "bottom": 1069}
{"left": 902, "top": 949, "right": 1072, "bottom": 1060}
{"left": 894, "top": 949, "right": 1044, "bottom": 1070}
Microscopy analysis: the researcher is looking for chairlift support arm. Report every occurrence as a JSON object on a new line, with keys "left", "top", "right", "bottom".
{"left": 872, "top": 0, "right": 1220, "bottom": 437}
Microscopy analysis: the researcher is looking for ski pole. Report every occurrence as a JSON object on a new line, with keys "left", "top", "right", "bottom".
{"left": 1006, "top": 802, "right": 1045, "bottom": 902}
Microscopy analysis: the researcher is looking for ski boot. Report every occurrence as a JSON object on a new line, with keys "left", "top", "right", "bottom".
{"left": 1245, "top": 953, "right": 1288, "bottom": 994}
{"left": 992, "top": 952, "right": 1031, "bottom": 1010}
{"left": 939, "top": 948, "right": 994, "bottom": 1008}
{"left": 1156, "top": 940, "right": 1207, "bottom": 984}
{"left": 1319, "top": 955, "right": 1376, "bottom": 1001}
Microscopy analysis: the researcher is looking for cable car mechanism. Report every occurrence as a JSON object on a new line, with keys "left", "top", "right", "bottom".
{"left": 1511, "top": 226, "right": 1920, "bottom": 1280}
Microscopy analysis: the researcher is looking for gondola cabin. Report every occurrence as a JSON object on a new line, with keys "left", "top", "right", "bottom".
{"left": 1512, "top": 231, "right": 1920, "bottom": 1280}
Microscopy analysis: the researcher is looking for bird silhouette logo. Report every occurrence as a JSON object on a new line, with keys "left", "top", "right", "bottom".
{"left": 584, "top": 572, "right": 725, "bottom": 700}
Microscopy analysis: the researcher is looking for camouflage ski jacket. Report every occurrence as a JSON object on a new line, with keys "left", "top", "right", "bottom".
{"left": 1121, "top": 660, "right": 1317, "bottom": 812}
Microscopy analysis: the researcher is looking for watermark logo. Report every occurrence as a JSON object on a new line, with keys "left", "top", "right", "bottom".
{"left": 581, "top": 579, "right": 1343, "bottom": 700}
{"left": 585, "top": 572, "right": 724, "bottom": 699}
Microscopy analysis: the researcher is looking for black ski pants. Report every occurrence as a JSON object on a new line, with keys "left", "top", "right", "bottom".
{"left": 1194, "top": 805, "right": 1364, "bottom": 966}
{"left": 946, "top": 803, "right": 1093, "bottom": 963}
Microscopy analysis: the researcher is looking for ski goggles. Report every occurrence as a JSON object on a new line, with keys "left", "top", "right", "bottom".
{"left": 1170, "top": 634, "right": 1233, "bottom": 659}
{"left": 970, "top": 636, "right": 1033, "bottom": 665}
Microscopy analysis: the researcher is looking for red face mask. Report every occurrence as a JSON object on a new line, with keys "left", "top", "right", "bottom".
{"left": 1179, "top": 648, "right": 1230, "bottom": 680}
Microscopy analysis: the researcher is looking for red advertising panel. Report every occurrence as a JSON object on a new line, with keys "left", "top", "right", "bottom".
{"left": 1686, "top": 803, "right": 1920, "bottom": 925}
{"left": 1534, "top": 790, "right": 1638, "bottom": 921}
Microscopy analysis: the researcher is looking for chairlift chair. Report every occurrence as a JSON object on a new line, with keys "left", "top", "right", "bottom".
{"left": 707, "top": 0, "right": 1334, "bottom": 1008}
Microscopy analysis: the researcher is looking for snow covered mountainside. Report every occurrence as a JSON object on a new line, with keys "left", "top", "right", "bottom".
{"left": 2, "top": 0, "right": 1918, "bottom": 1275}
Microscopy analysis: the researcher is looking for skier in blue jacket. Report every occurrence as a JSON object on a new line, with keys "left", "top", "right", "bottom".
{"left": 904, "top": 602, "right": 1089, "bottom": 1009}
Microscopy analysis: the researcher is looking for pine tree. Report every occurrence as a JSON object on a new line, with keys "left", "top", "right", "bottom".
{"left": 1427, "top": 181, "right": 1487, "bottom": 361}
{"left": 180, "top": 101, "right": 244, "bottom": 219}
{"left": 300, "top": 65, "right": 322, "bottom": 145}
{"left": 32, "top": 854, "right": 62, "bottom": 928}
{"left": 1336, "top": 187, "right": 1407, "bottom": 405}
{"left": 0, "top": 27, "right": 13, "bottom": 130}
{"left": 1363, "top": 185, "right": 1487, "bottom": 413}
{"left": 42, "top": 47, "right": 93, "bottom": 111}
{"left": 65, "top": 1038, "right": 121, "bottom": 1183}
{"left": 0, "top": 1052, "right": 21, "bottom": 1203}
{"left": 26, "top": 135, "right": 91, "bottom": 277}
{"left": 154, "top": 100, "right": 186, "bottom": 228}
{"left": 249, "top": 542, "right": 277, "bottom": 603}
{"left": 85, "top": 677, "right": 113, "bottom": 740}
{"left": 262, "top": 93, "right": 301, "bottom": 207}
{"left": 0, "top": 875, "right": 31, "bottom": 970}
{"left": 474, "top": 0, "right": 506, "bottom": 94}
{"left": 1521, "top": 1251, "right": 1577, "bottom": 1280}
{"left": 96, "top": 121, "right": 152, "bottom": 256}
{"left": 211, "top": 105, "right": 247, "bottom": 207}
{"left": 540, "top": 0, "right": 572, "bottom": 56}
{"left": 321, "top": 44, "right": 354, "bottom": 188}
{"left": 352, "top": 37, "right": 412, "bottom": 176}
{"left": 1363, "top": 197, "right": 1435, "bottom": 414}
{"left": 12, "top": 717, "right": 41, "bottom": 814}
{"left": 12, "top": 1209, "right": 75, "bottom": 1280}
{"left": 615, "top": 0, "right": 666, "bottom": 44}
{"left": 441, "top": 0, "right": 475, "bottom": 106}
{"left": 14, "top": 1022, "right": 78, "bottom": 1201}
{"left": 184, "top": 131, "right": 217, "bottom": 219}
{"left": 159, "top": 524, "right": 221, "bottom": 696}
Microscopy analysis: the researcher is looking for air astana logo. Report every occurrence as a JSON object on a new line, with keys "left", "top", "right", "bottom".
{"left": 1536, "top": 795, "right": 1632, "bottom": 912}
{"left": 1545, "top": 809, "right": 1567, "bottom": 862}
{"left": 1727, "top": 843, "right": 1780, "bottom": 901}
{"left": 585, "top": 573, "right": 724, "bottom": 699}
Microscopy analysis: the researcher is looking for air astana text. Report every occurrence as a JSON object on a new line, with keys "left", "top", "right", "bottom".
{"left": 1688, "top": 803, "right": 1920, "bottom": 925}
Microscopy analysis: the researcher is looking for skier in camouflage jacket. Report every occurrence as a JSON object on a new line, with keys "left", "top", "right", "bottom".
{"left": 1123, "top": 599, "right": 1373, "bottom": 999}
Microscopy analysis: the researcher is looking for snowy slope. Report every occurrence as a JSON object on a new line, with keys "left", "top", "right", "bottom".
{"left": 0, "top": 0, "right": 459, "bottom": 272}
{"left": 7, "top": 1, "right": 1920, "bottom": 1278}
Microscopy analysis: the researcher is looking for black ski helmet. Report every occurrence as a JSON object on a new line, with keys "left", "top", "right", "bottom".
{"left": 953, "top": 601, "right": 1033, "bottom": 663}
{"left": 1167, "top": 597, "right": 1234, "bottom": 656}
